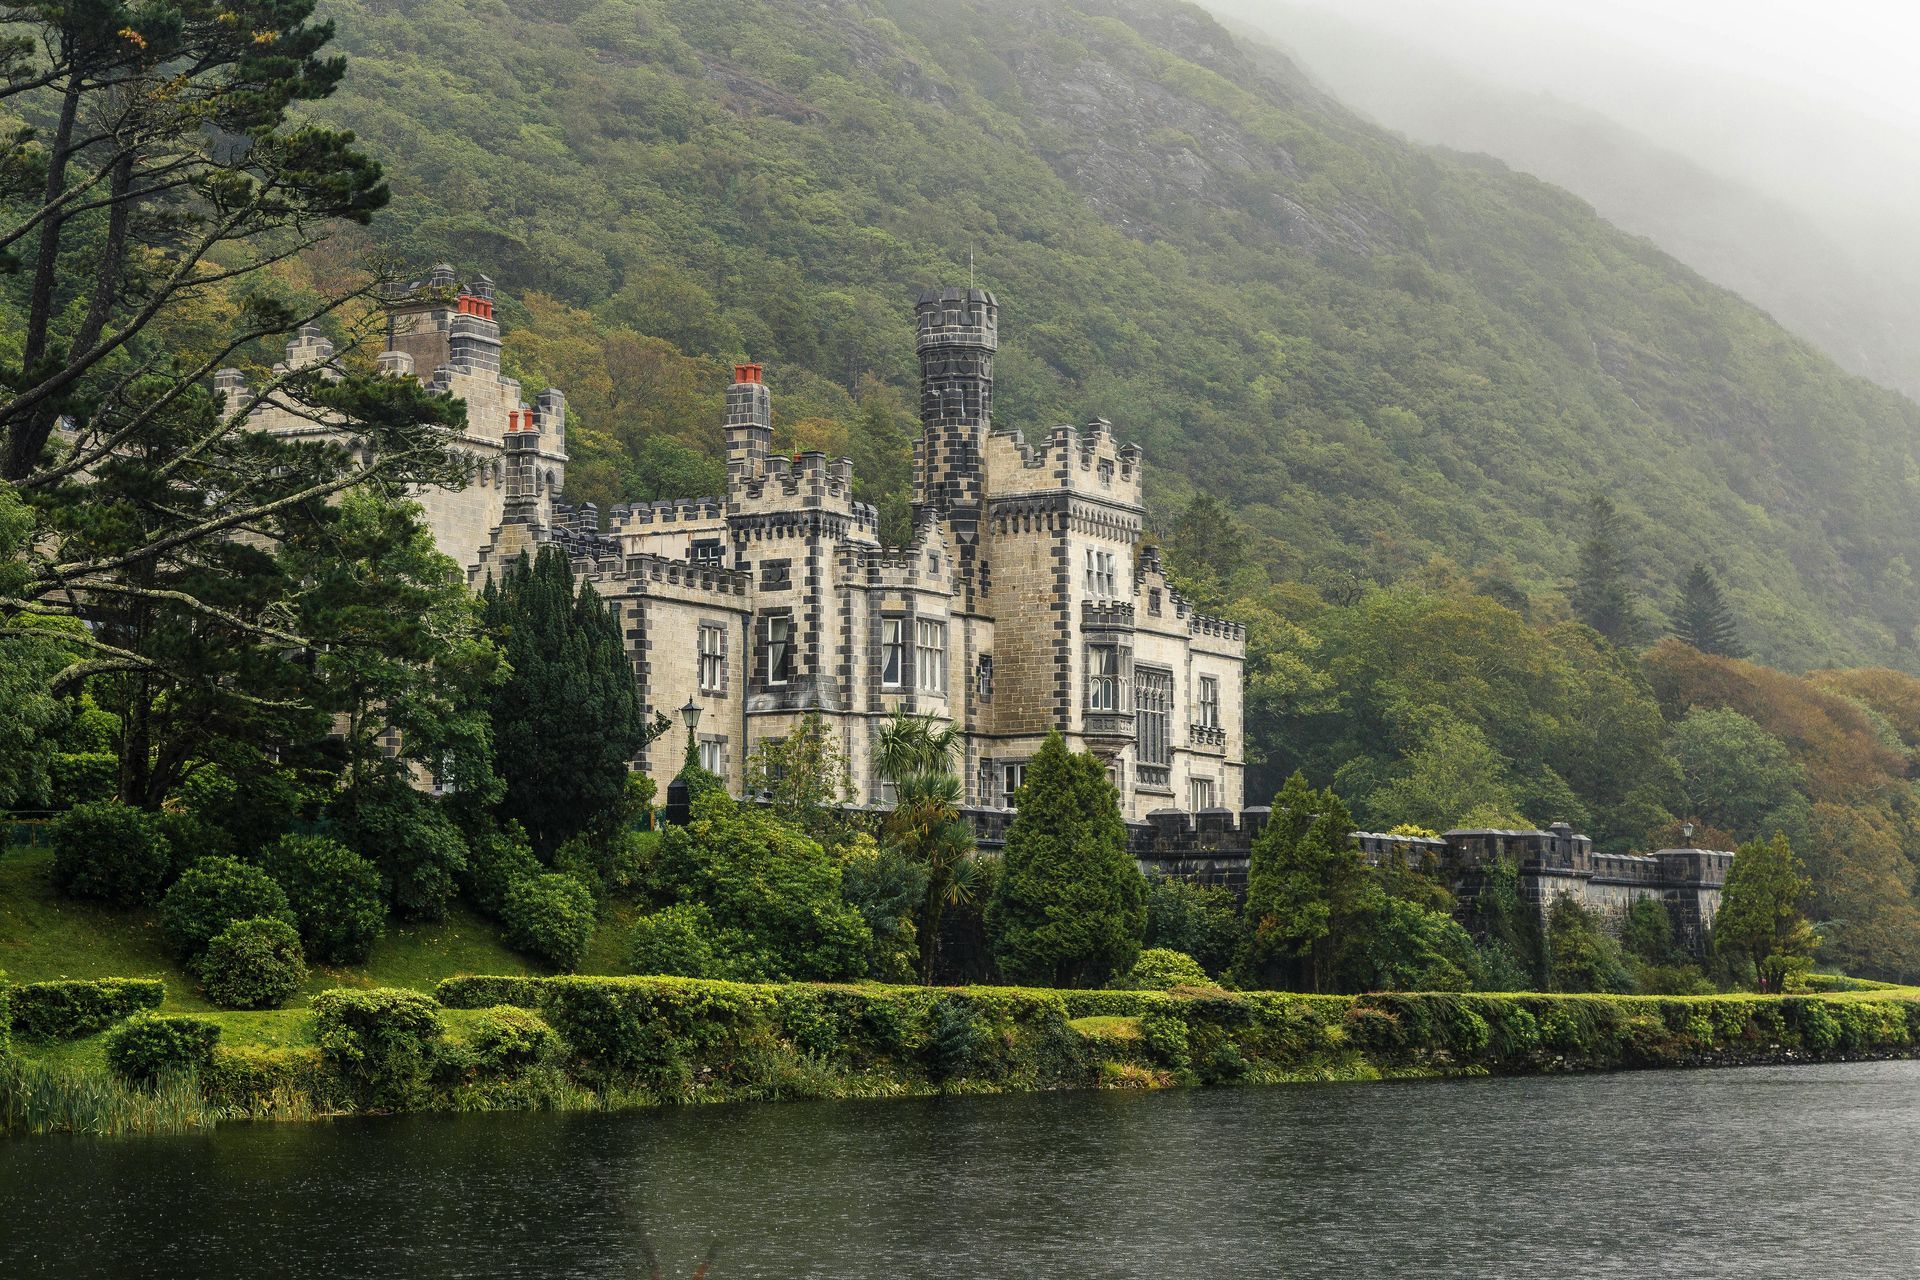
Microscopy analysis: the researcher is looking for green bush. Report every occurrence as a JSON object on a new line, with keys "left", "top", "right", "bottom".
{"left": 10, "top": 978, "right": 165, "bottom": 1040}
{"left": 161, "top": 856, "right": 295, "bottom": 962}
{"left": 1113, "top": 948, "right": 1215, "bottom": 991}
{"left": 627, "top": 903, "right": 723, "bottom": 978}
{"left": 201, "top": 918, "right": 307, "bottom": 1009}
{"left": 0, "top": 974, "right": 10, "bottom": 1059}
{"left": 154, "top": 808, "right": 235, "bottom": 866}
{"left": 463, "top": 823, "right": 541, "bottom": 919}
{"left": 466, "top": 1006, "right": 560, "bottom": 1077}
{"left": 502, "top": 873, "right": 597, "bottom": 972}
{"left": 48, "top": 752, "right": 117, "bottom": 808}
{"left": 312, "top": 988, "right": 444, "bottom": 1109}
{"left": 434, "top": 975, "right": 546, "bottom": 1009}
{"left": 105, "top": 1014, "right": 222, "bottom": 1085}
{"left": 923, "top": 997, "right": 981, "bottom": 1083}
{"left": 329, "top": 779, "right": 468, "bottom": 921}
{"left": 1140, "top": 1006, "right": 1192, "bottom": 1067}
{"left": 1143, "top": 876, "right": 1242, "bottom": 976}
{"left": 50, "top": 802, "right": 175, "bottom": 906}
{"left": 263, "top": 835, "right": 386, "bottom": 965}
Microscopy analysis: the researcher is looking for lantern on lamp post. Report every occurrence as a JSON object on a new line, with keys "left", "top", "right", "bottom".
{"left": 663, "top": 697, "right": 704, "bottom": 826}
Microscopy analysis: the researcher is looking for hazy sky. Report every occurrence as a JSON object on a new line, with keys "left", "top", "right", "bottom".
{"left": 1212, "top": 0, "right": 1920, "bottom": 241}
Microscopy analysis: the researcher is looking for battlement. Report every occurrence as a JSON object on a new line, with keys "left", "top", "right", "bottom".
{"left": 983, "top": 421, "right": 1145, "bottom": 506}
{"left": 1082, "top": 599, "right": 1135, "bottom": 631}
{"left": 732, "top": 451, "right": 864, "bottom": 521}
{"left": 915, "top": 287, "right": 998, "bottom": 353}
{"left": 617, "top": 551, "right": 751, "bottom": 597}
{"left": 609, "top": 498, "right": 727, "bottom": 528}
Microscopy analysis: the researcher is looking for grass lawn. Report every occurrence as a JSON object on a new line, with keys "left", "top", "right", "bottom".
{"left": 0, "top": 844, "right": 546, "bottom": 1010}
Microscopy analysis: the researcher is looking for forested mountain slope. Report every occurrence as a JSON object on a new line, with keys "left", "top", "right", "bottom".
{"left": 1240, "top": 2, "right": 1920, "bottom": 405}
{"left": 313, "top": 0, "right": 1920, "bottom": 671}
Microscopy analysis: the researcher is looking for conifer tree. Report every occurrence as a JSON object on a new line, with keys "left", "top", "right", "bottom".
{"left": 985, "top": 732, "right": 1145, "bottom": 987}
{"left": 1235, "top": 772, "right": 1365, "bottom": 991}
{"left": 484, "top": 546, "right": 662, "bottom": 856}
{"left": 1672, "top": 562, "right": 1748, "bottom": 658}
{"left": 1570, "top": 495, "right": 1644, "bottom": 645}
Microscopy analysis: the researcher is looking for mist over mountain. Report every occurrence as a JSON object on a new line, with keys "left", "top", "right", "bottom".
{"left": 1220, "top": 1, "right": 1920, "bottom": 402}
{"left": 315, "top": 0, "right": 1920, "bottom": 670}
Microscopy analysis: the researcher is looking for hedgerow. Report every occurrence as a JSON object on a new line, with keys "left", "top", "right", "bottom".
{"left": 104, "top": 1014, "right": 222, "bottom": 1086}
{"left": 9, "top": 979, "right": 165, "bottom": 1041}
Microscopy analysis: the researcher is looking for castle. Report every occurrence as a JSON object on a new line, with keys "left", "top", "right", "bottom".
{"left": 228, "top": 267, "right": 1732, "bottom": 957}
{"left": 230, "top": 269, "right": 1247, "bottom": 819}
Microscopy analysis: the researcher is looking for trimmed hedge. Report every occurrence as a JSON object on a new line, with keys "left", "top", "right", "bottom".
{"left": 10, "top": 979, "right": 165, "bottom": 1041}
{"left": 201, "top": 918, "right": 307, "bottom": 1010}
{"left": 311, "top": 988, "right": 444, "bottom": 1110}
{"left": 436, "top": 975, "right": 546, "bottom": 1009}
{"left": 105, "top": 1014, "right": 222, "bottom": 1085}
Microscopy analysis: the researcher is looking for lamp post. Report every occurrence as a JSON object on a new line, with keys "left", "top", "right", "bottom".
{"left": 663, "top": 697, "right": 704, "bottom": 826}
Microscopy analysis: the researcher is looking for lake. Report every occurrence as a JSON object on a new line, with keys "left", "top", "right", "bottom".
{"left": 4, "top": 1062, "right": 1917, "bottom": 1278}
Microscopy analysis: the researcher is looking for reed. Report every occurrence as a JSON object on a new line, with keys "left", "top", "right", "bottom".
{"left": 0, "top": 1058, "right": 223, "bottom": 1137}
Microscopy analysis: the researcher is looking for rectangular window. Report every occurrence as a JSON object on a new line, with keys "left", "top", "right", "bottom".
{"left": 1190, "top": 776, "right": 1216, "bottom": 811}
{"left": 1148, "top": 588, "right": 1162, "bottom": 617}
{"left": 1084, "top": 549, "right": 1118, "bottom": 598}
{"left": 766, "top": 614, "right": 794, "bottom": 686}
{"left": 977, "top": 654, "right": 994, "bottom": 702}
{"left": 916, "top": 619, "right": 946, "bottom": 694}
{"left": 1087, "top": 645, "right": 1120, "bottom": 711}
{"left": 1002, "top": 761, "right": 1027, "bottom": 808}
{"left": 1137, "top": 668, "right": 1173, "bottom": 766}
{"left": 881, "top": 617, "right": 908, "bottom": 688}
{"left": 1098, "top": 459, "right": 1114, "bottom": 487}
{"left": 698, "top": 736, "right": 725, "bottom": 775}
{"left": 1198, "top": 675, "right": 1220, "bottom": 729}
{"left": 691, "top": 539, "right": 725, "bottom": 567}
{"left": 697, "top": 623, "right": 726, "bottom": 695}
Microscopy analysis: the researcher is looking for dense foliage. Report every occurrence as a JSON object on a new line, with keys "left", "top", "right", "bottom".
{"left": 104, "top": 1014, "right": 222, "bottom": 1087}
{"left": 159, "top": 858, "right": 296, "bottom": 964}
{"left": 50, "top": 802, "right": 175, "bottom": 906}
{"left": 263, "top": 836, "right": 388, "bottom": 966}
{"left": 200, "top": 918, "right": 309, "bottom": 1010}
{"left": 301, "top": 0, "right": 1920, "bottom": 676}
{"left": 501, "top": 873, "right": 598, "bottom": 973}
{"left": 7, "top": 979, "right": 163, "bottom": 1041}
{"left": 986, "top": 732, "right": 1146, "bottom": 987}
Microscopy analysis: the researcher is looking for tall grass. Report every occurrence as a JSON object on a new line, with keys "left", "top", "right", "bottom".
{"left": 0, "top": 1058, "right": 223, "bottom": 1137}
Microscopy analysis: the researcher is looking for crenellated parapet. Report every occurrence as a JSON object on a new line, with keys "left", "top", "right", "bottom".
{"left": 982, "top": 420, "right": 1145, "bottom": 509}
{"left": 610, "top": 498, "right": 727, "bottom": 529}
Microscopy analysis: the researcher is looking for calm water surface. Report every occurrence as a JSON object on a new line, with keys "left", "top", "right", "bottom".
{"left": 4, "top": 1061, "right": 1917, "bottom": 1278}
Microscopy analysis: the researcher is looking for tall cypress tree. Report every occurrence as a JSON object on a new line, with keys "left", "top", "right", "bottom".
{"left": 1235, "top": 773, "right": 1365, "bottom": 992}
{"left": 985, "top": 732, "right": 1146, "bottom": 987}
{"left": 484, "top": 547, "right": 655, "bottom": 856}
{"left": 1571, "top": 495, "right": 1644, "bottom": 645}
{"left": 1672, "top": 562, "right": 1748, "bottom": 658}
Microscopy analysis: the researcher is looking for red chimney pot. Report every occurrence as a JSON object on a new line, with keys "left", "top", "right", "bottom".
{"left": 734, "top": 363, "right": 762, "bottom": 385}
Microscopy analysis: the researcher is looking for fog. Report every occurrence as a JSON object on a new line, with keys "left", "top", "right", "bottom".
{"left": 1206, "top": 0, "right": 1920, "bottom": 245}
{"left": 1201, "top": 0, "right": 1920, "bottom": 395}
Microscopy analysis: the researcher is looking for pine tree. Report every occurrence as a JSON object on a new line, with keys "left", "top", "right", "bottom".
{"left": 484, "top": 547, "right": 662, "bottom": 856}
{"left": 1570, "top": 495, "right": 1644, "bottom": 645}
{"left": 985, "top": 732, "right": 1146, "bottom": 987}
{"left": 1672, "top": 562, "right": 1749, "bottom": 658}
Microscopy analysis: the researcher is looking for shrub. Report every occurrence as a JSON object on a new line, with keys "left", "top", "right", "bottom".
{"left": 10, "top": 979, "right": 165, "bottom": 1040}
{"left": 1140, "top": 1005, "right": 1192, "bottom": 1067}
{"left": 0, "top": 974, "right": 10, "bottom": 1059}
{"left": 329, "top": 778, "right": 468, "bottom": 921}
{"left": 627, "top": 903, "right": 724, "bottom": 978}
{"left": 154, "top": 807, "right": 235, "bottom": 867}
{"left": 502, "top": 873, "right": 597, "bottom": 972}
{"left": 105, "top": 1014, "right": 222, "bottom": 1085}
{"left": 435, "top": 975, "right": 546, "bottom": 1009}
{"left": 201, "top": 918, "right": 307, "bottom": 1009}
{"left": 263, "top": 835, "right": 386, "bottom": 965}
{"left": 462, "top": 823, "right": 541, "bottom": 919}
{"left": 1143, "top": 876, "right": 1241, "bottom": 976}
{"left": 466, "top": 1006, "right": 560, "bottom": 1078}
{"left": 311, "top": 988, "right": 444, "bottom": 1109}
{"left": 924, "top": 998, "right": 981, "bottom": 1082}
{"left": 50, "top": 802, "right": 175, "bottom": 906}
{"left": 1113, "top": 948, "right": 1214, "bottom": 991}
{"left": 160, "top": 856, "right": 295, "bottom": 962}
{"left": 48, "top": 752, "right": 116, "bottom": 808}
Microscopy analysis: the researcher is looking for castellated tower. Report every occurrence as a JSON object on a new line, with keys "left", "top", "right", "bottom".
{"left": 914, "top": 287, "right": 998, "bottom": 515}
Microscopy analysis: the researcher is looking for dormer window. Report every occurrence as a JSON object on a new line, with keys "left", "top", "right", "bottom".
{"left": 929, "top": 552, "right": 941, "bottom": 576}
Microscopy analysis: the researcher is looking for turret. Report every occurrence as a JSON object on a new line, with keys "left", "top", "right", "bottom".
{"left": 914, "top": 287, "right": 997, "bottom": 511}
{"left": 725, "top": 363, "right": 772, "bottom": 490}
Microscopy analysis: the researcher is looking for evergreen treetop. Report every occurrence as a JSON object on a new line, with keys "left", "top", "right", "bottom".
{"left": 985, "top": 731, "right": 1145, "bottom": 988}
{"left": 1672, "top": 562, "right": 1749, "bottom": 658}
{"left": 1571, "top": 495, "right": 1645, "bottom": 646}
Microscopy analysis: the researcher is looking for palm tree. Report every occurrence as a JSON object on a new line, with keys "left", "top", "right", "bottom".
{"left": 876, "top": 713, "right": 976, "bottom": 983}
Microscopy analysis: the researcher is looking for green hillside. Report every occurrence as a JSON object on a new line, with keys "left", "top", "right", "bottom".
{"left": 313, "top": 0, "right": 1920, "bottom": 670}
